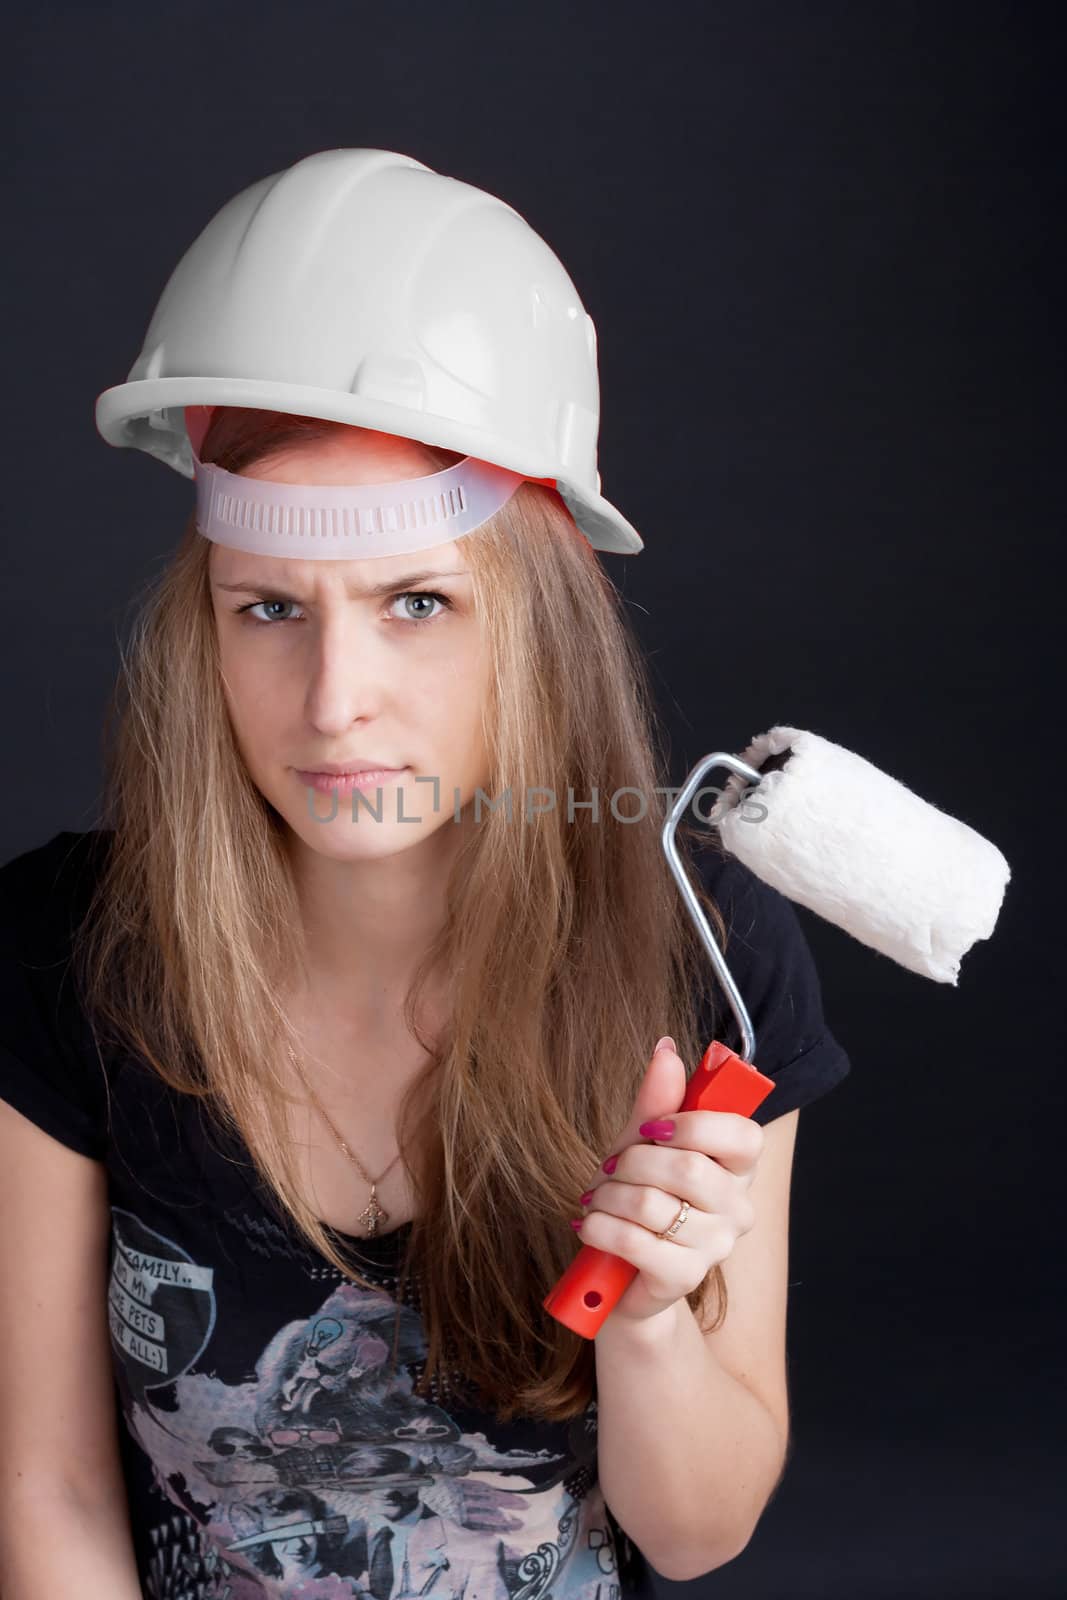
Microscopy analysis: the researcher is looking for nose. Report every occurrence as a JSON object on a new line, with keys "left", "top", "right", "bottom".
{"left": 302, "top": 608, "right": 390, "bottom": 734}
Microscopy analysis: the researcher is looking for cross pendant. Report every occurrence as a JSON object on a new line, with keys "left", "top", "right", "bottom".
{"left": 359, "top": 1188, "right": 388, "bottom": 1237}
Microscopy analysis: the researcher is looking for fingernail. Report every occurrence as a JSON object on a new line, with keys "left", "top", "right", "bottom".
{"left": 654, "top": 1035, "right": 676, "bottom": 1054}
{"left": 639, "top": 1119, "right": 676, "bottom": 1140}
{"left": 602, "top": 1154, "right": 619, "bottom": 1174}
{"left": 570, "top": 1217, "right": 584, "bottom": 1230}
{"left": 579, "top": 1190, "right": 594, "bottom": 1206}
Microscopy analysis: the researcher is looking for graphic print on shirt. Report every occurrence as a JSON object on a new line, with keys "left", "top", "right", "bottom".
{"left": 108, "top": 1207, "right": 217, "bottom": 1401}
{"left": 107, "top": 1208, "right": 617, "bottom": 1600}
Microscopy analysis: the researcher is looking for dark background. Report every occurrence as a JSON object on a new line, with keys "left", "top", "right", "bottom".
{"left": 5, "top": 2, "right": 1062, "bottom": 1594}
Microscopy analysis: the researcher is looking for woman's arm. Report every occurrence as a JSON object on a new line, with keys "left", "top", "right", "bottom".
{"left": 1, "top": 1482, "right": 144, "bottom": 1598}
{"left": 596, "top": 1293, "right": 788, "bottom": 1581}
{"left": 0, "top": 1098, "right": 143, "bottom": 1598}
{"left": 595, "top": 1107, "right": 798, "bottom": 1581}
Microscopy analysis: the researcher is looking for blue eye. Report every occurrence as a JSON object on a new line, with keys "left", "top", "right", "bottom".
{"left": 238, "top": 598, "right": 306, "bottom": 625}
{"left": 389, "top": 590, "right": 452, "bottom": 625}
{"left": 233, "top": 590, "right": 453, "bottom": 628}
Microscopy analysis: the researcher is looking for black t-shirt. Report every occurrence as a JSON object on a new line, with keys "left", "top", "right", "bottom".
{"left": 0, "top": 829, "right": 851, "bottom": 1598}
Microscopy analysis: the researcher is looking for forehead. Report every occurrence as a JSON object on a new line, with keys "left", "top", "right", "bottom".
{"left": 208, "top": 539, "right": 471, "bottom": 594}
{"left": 251, "top": 426, "right": 447, "bottom": 483}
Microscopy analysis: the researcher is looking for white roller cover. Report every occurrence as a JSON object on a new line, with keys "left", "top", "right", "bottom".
{"left": 715, "top": 725, "right": 1011, "bottom": 985}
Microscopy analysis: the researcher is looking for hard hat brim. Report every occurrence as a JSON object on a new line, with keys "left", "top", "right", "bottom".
{"left": 95, "top": 377, "right": 644, "bottom": 557}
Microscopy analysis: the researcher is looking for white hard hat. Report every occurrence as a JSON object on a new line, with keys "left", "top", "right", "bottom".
{"left": 94, "top": 147, "right": 644, "bottom": 557}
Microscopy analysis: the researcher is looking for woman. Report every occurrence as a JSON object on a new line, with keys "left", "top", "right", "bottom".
{"left": 0, "top": 150, "right": 851, "bottom": 1598}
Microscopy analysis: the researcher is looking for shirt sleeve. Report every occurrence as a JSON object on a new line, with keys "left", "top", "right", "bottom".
{"left": 693, "top": 844, "right": 853, "bottom": 1125}
{"left": 0, "top": 831, "right": 110, "bottom": 1160}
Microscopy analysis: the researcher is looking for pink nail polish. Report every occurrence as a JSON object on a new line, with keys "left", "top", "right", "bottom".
{"left": 579, "top": 1190, "right": 593, "bottom": 1206}
{"left": 639, "top": 1119, "right": 675, "bottom": 1139}
{"left": 602, "top": 1154, "right": 618, "bottom": 1174}
{"left": 570, "top": 1217, "right": 584, "bottom": 1230}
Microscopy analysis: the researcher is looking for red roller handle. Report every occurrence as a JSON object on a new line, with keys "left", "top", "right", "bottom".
{"left": 542, "top": 1041, "right": 776, "bottom": 1339}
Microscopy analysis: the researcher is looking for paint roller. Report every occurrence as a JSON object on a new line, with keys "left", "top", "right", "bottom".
{"left": 543, "top": 724, "right": 1011, "bottom": 1339}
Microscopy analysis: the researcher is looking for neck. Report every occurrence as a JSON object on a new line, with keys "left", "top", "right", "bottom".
{"left": 282, "top": 815, "right": 470, "bottom": 1011}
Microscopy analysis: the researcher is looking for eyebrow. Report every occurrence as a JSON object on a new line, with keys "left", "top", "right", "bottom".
{"left": 212, "top": 568, "right": 471, "bottom": 599}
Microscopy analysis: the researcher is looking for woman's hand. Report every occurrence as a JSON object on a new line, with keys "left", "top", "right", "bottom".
{"left": 571, "top": 1036, "right": 764, "bottom": 1327}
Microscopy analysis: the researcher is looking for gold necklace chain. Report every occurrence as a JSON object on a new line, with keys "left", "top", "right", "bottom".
{"left": 285, "top": 1040, "right": 404, "bottom": 1238}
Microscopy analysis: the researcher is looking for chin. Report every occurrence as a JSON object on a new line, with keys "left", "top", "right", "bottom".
{"left": 283, "top": 806, "right": 453, "bottom": 862}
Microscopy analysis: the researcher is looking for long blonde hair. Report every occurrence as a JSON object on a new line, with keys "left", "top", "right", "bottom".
{"left": 75, "top": 406, "right": 731, "bottom": 1421}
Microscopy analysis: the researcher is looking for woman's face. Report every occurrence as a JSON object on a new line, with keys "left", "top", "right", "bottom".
{"left": 209, "top": 429, "right": 492, "bottom": 866}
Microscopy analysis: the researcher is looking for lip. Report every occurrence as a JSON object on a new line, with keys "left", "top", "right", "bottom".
{"left": 297, "top": 760, "right": 402, "bottom": 775}
{"left": 295, "top": 766, "right": 408, "bottom": 793}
